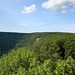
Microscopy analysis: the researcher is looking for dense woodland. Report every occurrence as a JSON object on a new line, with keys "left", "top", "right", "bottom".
{"left": 0, "top": 32, "right": 75, "bottom": 75}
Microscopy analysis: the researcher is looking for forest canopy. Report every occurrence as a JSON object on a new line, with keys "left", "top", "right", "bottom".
{"left": 0, "top": 32, "right": 75, "bottom": 75}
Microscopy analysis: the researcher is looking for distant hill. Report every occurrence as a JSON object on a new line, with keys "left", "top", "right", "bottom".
{"left": 0, "top": 32, "right": 31, "bottom": 56}
{"left": 0, "top": 32, "right": 74, "bottom": 56}
{"left": 0, "top": 32, "right": 61, "bottom": 56}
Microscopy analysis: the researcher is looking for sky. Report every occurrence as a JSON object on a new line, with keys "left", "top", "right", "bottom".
{"left": 0, "top": 0, "right": 75, "bottom": 33}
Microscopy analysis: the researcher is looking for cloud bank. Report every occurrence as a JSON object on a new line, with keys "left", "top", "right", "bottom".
{"left": 22, "top": 4, "right": 36, "bottom": 14}
{"left": 41, "top": 0, "right": 75, "bottom": 13}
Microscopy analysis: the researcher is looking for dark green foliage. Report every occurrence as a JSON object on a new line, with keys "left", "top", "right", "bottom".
{"left": 33, "top": 33, "right": 75, "bottom": 61}
{"left": 0, "top": 32, "right": 31, "bottom": 56}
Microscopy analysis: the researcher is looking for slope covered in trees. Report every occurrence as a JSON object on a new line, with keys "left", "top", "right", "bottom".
{"left": 0, "top": 32, "right": 31, "bottom": 56}
{"left": 32, "top": 33, "right": 75, "bottom": 60}
{"left": 0, "top": 32, "right": 75, "bottom": 75}
{"left": 0, "top": 32, "right": 62, "bottom": 56}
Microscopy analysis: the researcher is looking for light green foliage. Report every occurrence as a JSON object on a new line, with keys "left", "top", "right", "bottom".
{"left": 0, "top": 48, "right": 34, "bottom": 75}
{"left": 55, "top": 56, "right": 75, "bottom": 75}
{"left": 0, "top": 48, "right": 75, "bottom": 75}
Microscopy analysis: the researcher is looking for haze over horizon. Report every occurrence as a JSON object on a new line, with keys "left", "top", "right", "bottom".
{"left": 0, "top": 0, "right": 75, "bottom": 33}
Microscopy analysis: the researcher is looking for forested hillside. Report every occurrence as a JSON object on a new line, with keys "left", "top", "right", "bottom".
{"left": 0, "top": 32, "right": 61, "bottom": 56}
{"left": 0, "top": 32, "right": 31, "bottom": 56}
{"left": 0, "top": 32, "right": 75, "bottom": 75}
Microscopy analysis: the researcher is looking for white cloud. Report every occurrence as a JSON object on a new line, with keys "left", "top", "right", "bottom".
{"left": 22, "top": 4, "right": 36, "bottom": 14}
{"left": 19, "top": 24, "right": 28, "bottom": 26}
{"left": 41, "top": 0, "right": 75, "bottom": 13}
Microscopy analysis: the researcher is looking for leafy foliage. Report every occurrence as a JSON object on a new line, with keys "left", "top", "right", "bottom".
{"left": 0, "top": 48, "right": 75, "bottom": 75}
